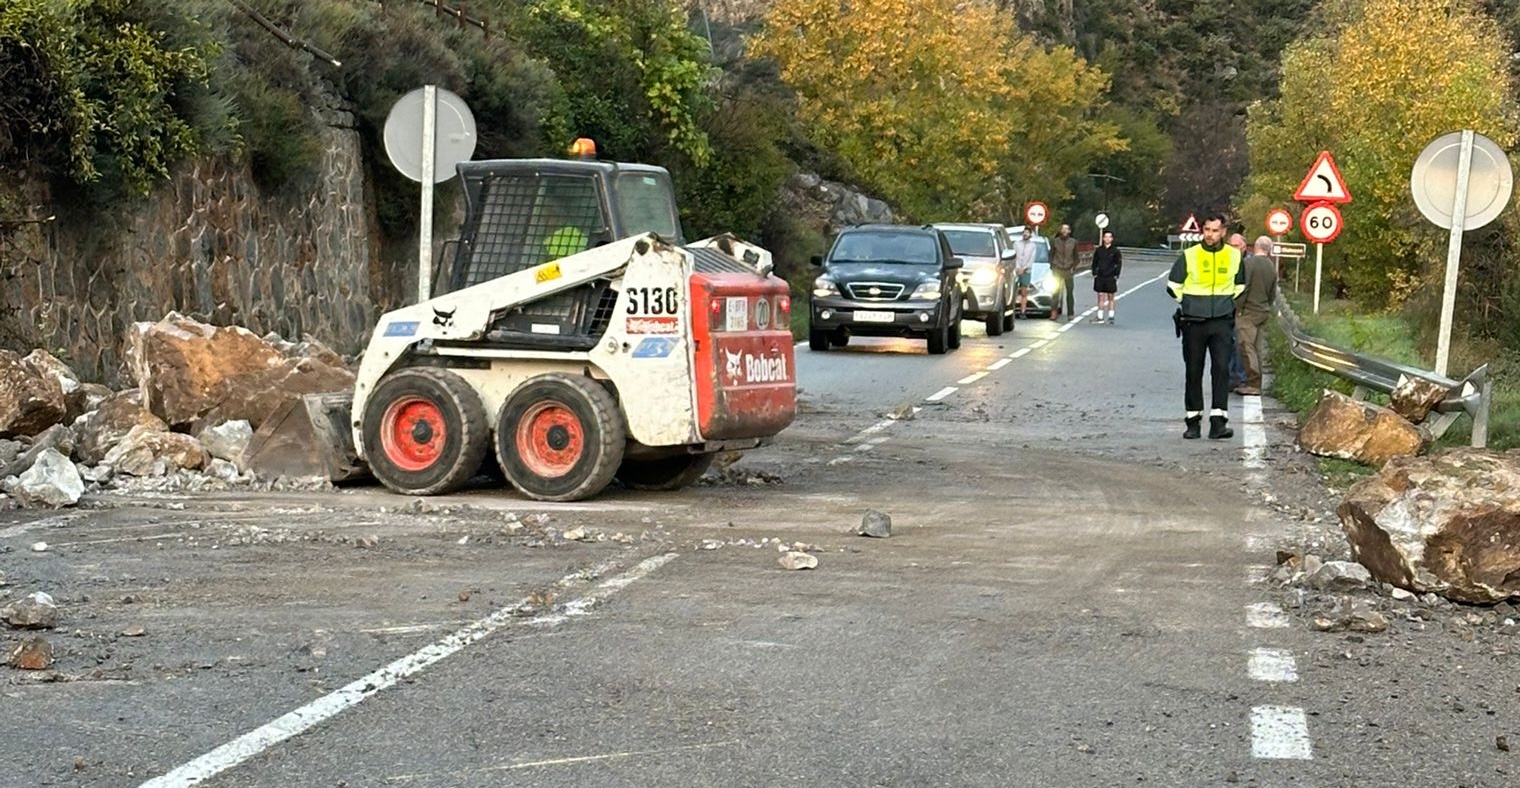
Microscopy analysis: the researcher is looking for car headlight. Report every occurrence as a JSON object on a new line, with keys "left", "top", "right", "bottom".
{"left": 969, "top": 267, "right": 997, "bottom": 286}
{"left": 911, "top": 282, "right": 942, "bottom": 300}
{"left": 1043, "top": 274, "right": 1060, "bottom": 293}
{"left": 813, "top": 277, "right": 838, "bottom": 297}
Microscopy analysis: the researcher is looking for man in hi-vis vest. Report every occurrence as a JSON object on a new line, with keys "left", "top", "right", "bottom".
{"left": 1166, "top": 213, "right": 1245, "bottom": 440}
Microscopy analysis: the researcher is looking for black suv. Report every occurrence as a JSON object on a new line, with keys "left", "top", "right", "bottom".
{"left": 808, "top": 225, "right": 964, "bottom": 354}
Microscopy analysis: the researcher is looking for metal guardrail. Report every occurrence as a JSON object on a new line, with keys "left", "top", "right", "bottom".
{"left": 1274, "top": 293, "right": 1492, "bottom": 448}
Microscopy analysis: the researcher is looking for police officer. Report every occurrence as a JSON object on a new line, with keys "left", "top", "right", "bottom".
{"left": 1166, "top": 213, "right": 1244, "bottom": 440}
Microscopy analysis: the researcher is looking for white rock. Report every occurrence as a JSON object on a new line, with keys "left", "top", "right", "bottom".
{"left": 205, "top": 458, "right": 240, "bottom": 482}
{"left": 778, "top": 551, "right": 818, "bottom": 570}
{"left": 197, "top": 420, "right": 253, "bottom": 467}
{"left": 13, "top": 448, "right": 84, "bottom": 507}
{"left": 31, "top": 541, "right": 48, "bottom": 552}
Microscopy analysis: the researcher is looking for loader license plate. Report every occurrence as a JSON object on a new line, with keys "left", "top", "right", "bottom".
{"left": 725, "top": 297, "right": 748, "bottom": 331}
{"left": 853, "top": 310, "right": 894, "bottom": 323}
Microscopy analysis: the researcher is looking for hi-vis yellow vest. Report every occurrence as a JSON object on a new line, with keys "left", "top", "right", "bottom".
{"left": 1168, "top": 244, "right": 1243, "bottom": 319}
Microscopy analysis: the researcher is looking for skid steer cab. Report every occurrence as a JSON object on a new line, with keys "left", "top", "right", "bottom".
{"left": 251, "top": 150, "right": 796, "bottom": 502}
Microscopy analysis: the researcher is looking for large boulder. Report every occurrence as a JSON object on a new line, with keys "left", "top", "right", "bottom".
{"left": 0, "top": 349, "right": 66, "bottom": 438}
{"left": 197, "top": 420, "right": 253, "bottom": 468}
{"left": 65, "top": 383, "right": 115, "bottom": 426}
{"left": 0, "top": 425, "right": 76, "bottom": 479}
{"left": 1390, "top": 374, "right": 1450, "bottom": 424}
{"left": 103, "top": 425, "right": 208, "bottom": 477}
{"left": 127, "top": 313, "right": 354, "bottom": 429}
{"left": 1299, "top": 389, "right": 1427, "bottom": 466}
{"left": 9, "top": 448, "right": 85, "bottom": 508}
{"left": 73, "top": 391, "right": 169, "bottom": 466}
{"left": 1339, "top": 448, "right": 1520, "bottom": 603}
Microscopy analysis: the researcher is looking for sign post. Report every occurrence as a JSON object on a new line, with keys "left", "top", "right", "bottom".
{"left": 1293, "top": 152, "right": 1353, "bottom": 314}
{"left": 1411, "top": 130, "right": 1515, "bottom": 376}
{"left": 383, "top": 86, "right": 478, "bottom": 303}
{"left": 1300, "top": 202, "right": 1343, "bottom": 313}
{"left": 1266, "top": 208, "right": 1293, "bottom": 288}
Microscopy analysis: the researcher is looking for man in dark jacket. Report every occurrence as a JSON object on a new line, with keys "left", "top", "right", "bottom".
{"left": 1049, "top": 224, "right": 1079, "bottom": 321}
{"left": 1090, "top": 230, "right": 1121, "bottom": 323}
{"left": 1166, "top": 214, "right": 1245, "bottom": 440}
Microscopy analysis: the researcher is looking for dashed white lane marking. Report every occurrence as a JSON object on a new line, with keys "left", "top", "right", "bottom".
{"left": 1115, "top": 271, "right": 1170, "bottom": 300}
{"left": 1029, "top": 339, "right": 1048, "bottom": 349}
{"left": 1248, "top": 648, "right": 1300, "bottom": 683}
{"left": 926, "top": 386, "right": 958, "bottom": 402}
{"left": 958, "top": 371, "right": 988, "bottom": 385}
{"left": 1250, "top": 706, "right": 1313, "bottom": 759}
{"left": 854, "top": 419, "right": 896, "bottom": 438}
{"left": 854, "top": 436, "right": 890, "bottom": 452}
{"left": 1010, "top": 348, "right": 1031, "bottom": 359}
{"left": 138, "top": 555, "right": 678, "bottom": 788}
{"left": 1246, "top": 602, "right": 1290, "bottom": 629}
{"left": 988, "top": 358, "right": 1011, "bottom": 371}
{"left": 388, "top": 740, "right": 740, "bottom": 782}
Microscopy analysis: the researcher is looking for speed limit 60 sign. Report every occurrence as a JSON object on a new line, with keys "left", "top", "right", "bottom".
{"left": 1025, "top": 201, "right": 1048, "bottom": 226}
{"left": 1300, "top": 202, "right": 1343, "bottom": 243}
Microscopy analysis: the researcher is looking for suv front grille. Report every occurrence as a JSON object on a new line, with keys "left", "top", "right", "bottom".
{"left": 845, "top": 282, "right": 906, "bottom": 300}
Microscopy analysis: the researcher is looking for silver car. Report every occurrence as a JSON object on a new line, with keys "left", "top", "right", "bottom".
{"left": 934, "top": 222, "right": 1015, "bottom": 336}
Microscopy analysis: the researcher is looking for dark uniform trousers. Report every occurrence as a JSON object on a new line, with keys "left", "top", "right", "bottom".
{"left": 1182, "top": 315, "right": 1234, "bottom": 413}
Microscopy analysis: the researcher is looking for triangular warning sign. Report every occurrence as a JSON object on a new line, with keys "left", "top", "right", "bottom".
{"left": 1180, "top": 214, "right": 1200, "bottom": 233}
{"left": 1293, "top": 151, "right": 1352, "bottom": 203}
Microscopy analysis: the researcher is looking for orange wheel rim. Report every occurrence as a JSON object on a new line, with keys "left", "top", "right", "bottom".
{"left": 516, "top": 401, "right": 584, "bottom": 478}
{"left": 381, "top": 396, "right": 447, "bottom": 472}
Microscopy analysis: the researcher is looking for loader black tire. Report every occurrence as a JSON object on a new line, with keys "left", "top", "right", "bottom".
{"left": 616, "top": 453, "right": 715, "bottom": 491}
{"left": 496, "top": 373, "right": 626, "bottom": 502}
{"left": 363, "top": 367, "right": 489, "bottom": 496}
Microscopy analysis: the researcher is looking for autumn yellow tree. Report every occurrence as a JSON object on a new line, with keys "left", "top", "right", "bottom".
{"left": 750, "top": 0, "right": 1121, "bottom": 221}
{"left": 1240, "top": 0, "right": 1516, "bottom": 305}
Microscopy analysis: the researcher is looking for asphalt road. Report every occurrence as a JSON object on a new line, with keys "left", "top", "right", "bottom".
{"left": 3, "top": 250, "right": 1516, "bottom": 787}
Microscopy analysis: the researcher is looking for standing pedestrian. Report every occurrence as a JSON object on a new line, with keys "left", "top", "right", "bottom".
{"left": 1049, "top": 224, "right": 1079, "bottom": 321}
{"left": 1226, "top": 233, "right": 1249, "bottom": 390}
{"left": 1167, "top": 214, "right": 1244, "bottom": 440}
{"left": 1090, "top": 230, "right": 1121, "bottom": 323}
{"left": 1234, "top": 235, "right": 1279, "bottom": 395}
{"left": 1013, "top": 228, "right": 1038, "bottom": 318}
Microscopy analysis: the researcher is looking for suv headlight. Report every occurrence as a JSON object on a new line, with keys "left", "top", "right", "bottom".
{"left": 911, "top": 282, "right": 942, "bottom": 300}
{"left": 969, "top": 267, "right": 997, "bottom": 286}
{"left": 813, "top": 277, "right": 839, "bottom": 297}
{"left": 1043, "top": 273, "right": 1060, "bottom": 293}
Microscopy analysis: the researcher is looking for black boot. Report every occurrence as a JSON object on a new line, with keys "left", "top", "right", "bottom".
{"left": 1209, "top": 416, "right": 1234, "bottom": 440}
{"left": 1183, "top": 417, "right": 1201, "bottom": 439}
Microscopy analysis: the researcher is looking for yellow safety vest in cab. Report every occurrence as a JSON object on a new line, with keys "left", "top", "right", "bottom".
{"left": 1167, "top": 244, "right": 1243, "bottom": 319}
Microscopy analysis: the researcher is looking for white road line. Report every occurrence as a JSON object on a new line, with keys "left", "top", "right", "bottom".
{"left": 138, "top": 555, "right": 677, "bottom": 788}
{"left": 1248, "top": 648, "right": 1300, "bottom": 682}
{"left": 1029, "top": 340, "right": 1048, "bottom": 349}
{"left": 958, "top": 372, "right": 988, "bottom": 385}
{"left": 1010, "top": 348, "right": 1032, "bottom": 359}
{"left": 1242, "top": 395, "right": 1266, "bottom": 469}
{"left": 926, "top": 386, "right": 958, "bottom": 402}
{"left": 1250, "top": 706, "right": 1313, "bottom": 759}
{"left": 1246, "top": 602, "right": 1290, "bottom": 629}
{"left": 988, "top": 358, "right": 1011, "bottom": 371}
{"left": 388, "top": 740, "right": 739, "bottom": 782}
{"left": 855, "top": 419, "right": 897, "bottom": 438}
{"left": 1114, "top": 271, "right": 1170, "bottom": 300}
{"left": 853, "top": 436, "right": 890, "bottom": 452}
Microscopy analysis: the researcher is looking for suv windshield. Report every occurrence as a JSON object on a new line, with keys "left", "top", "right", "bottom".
{"left": 940, "top": 229, "right": 995, "bottom": 257}
{"left": 616, "top": 172, "right": 681, "bottom": 241}
{"left": 830, "top": 231, "right": 938, "bottom": 264}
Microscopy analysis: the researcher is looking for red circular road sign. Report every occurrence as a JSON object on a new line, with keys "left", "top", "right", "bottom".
{"left": 1025, "top": 201, "right": 1048, "bottom": 226}
{"left": 1300, "top": 202, "right": 1343, "bottom": 244}
{"left": 1266, "top": 208, "right": 1293, "bottom": 236}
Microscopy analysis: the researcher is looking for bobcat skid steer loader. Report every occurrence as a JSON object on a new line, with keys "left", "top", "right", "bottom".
{"left": 247, "top": 150, "right": 796, "bottom": 502}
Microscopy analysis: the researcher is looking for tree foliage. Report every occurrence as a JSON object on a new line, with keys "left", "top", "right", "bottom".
{"left": 751, "top": 0, "right": 1122, "bottom": 222}
{"left": 1241, "top": 0, "right": 1517, "bottom": 305}
{"left": 0, "top": 0, "right": 221, "bottom": 196}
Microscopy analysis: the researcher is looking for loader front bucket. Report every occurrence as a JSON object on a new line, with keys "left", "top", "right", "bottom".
{"left": 244, "top": 392, "right": 368, "bottom": 482}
